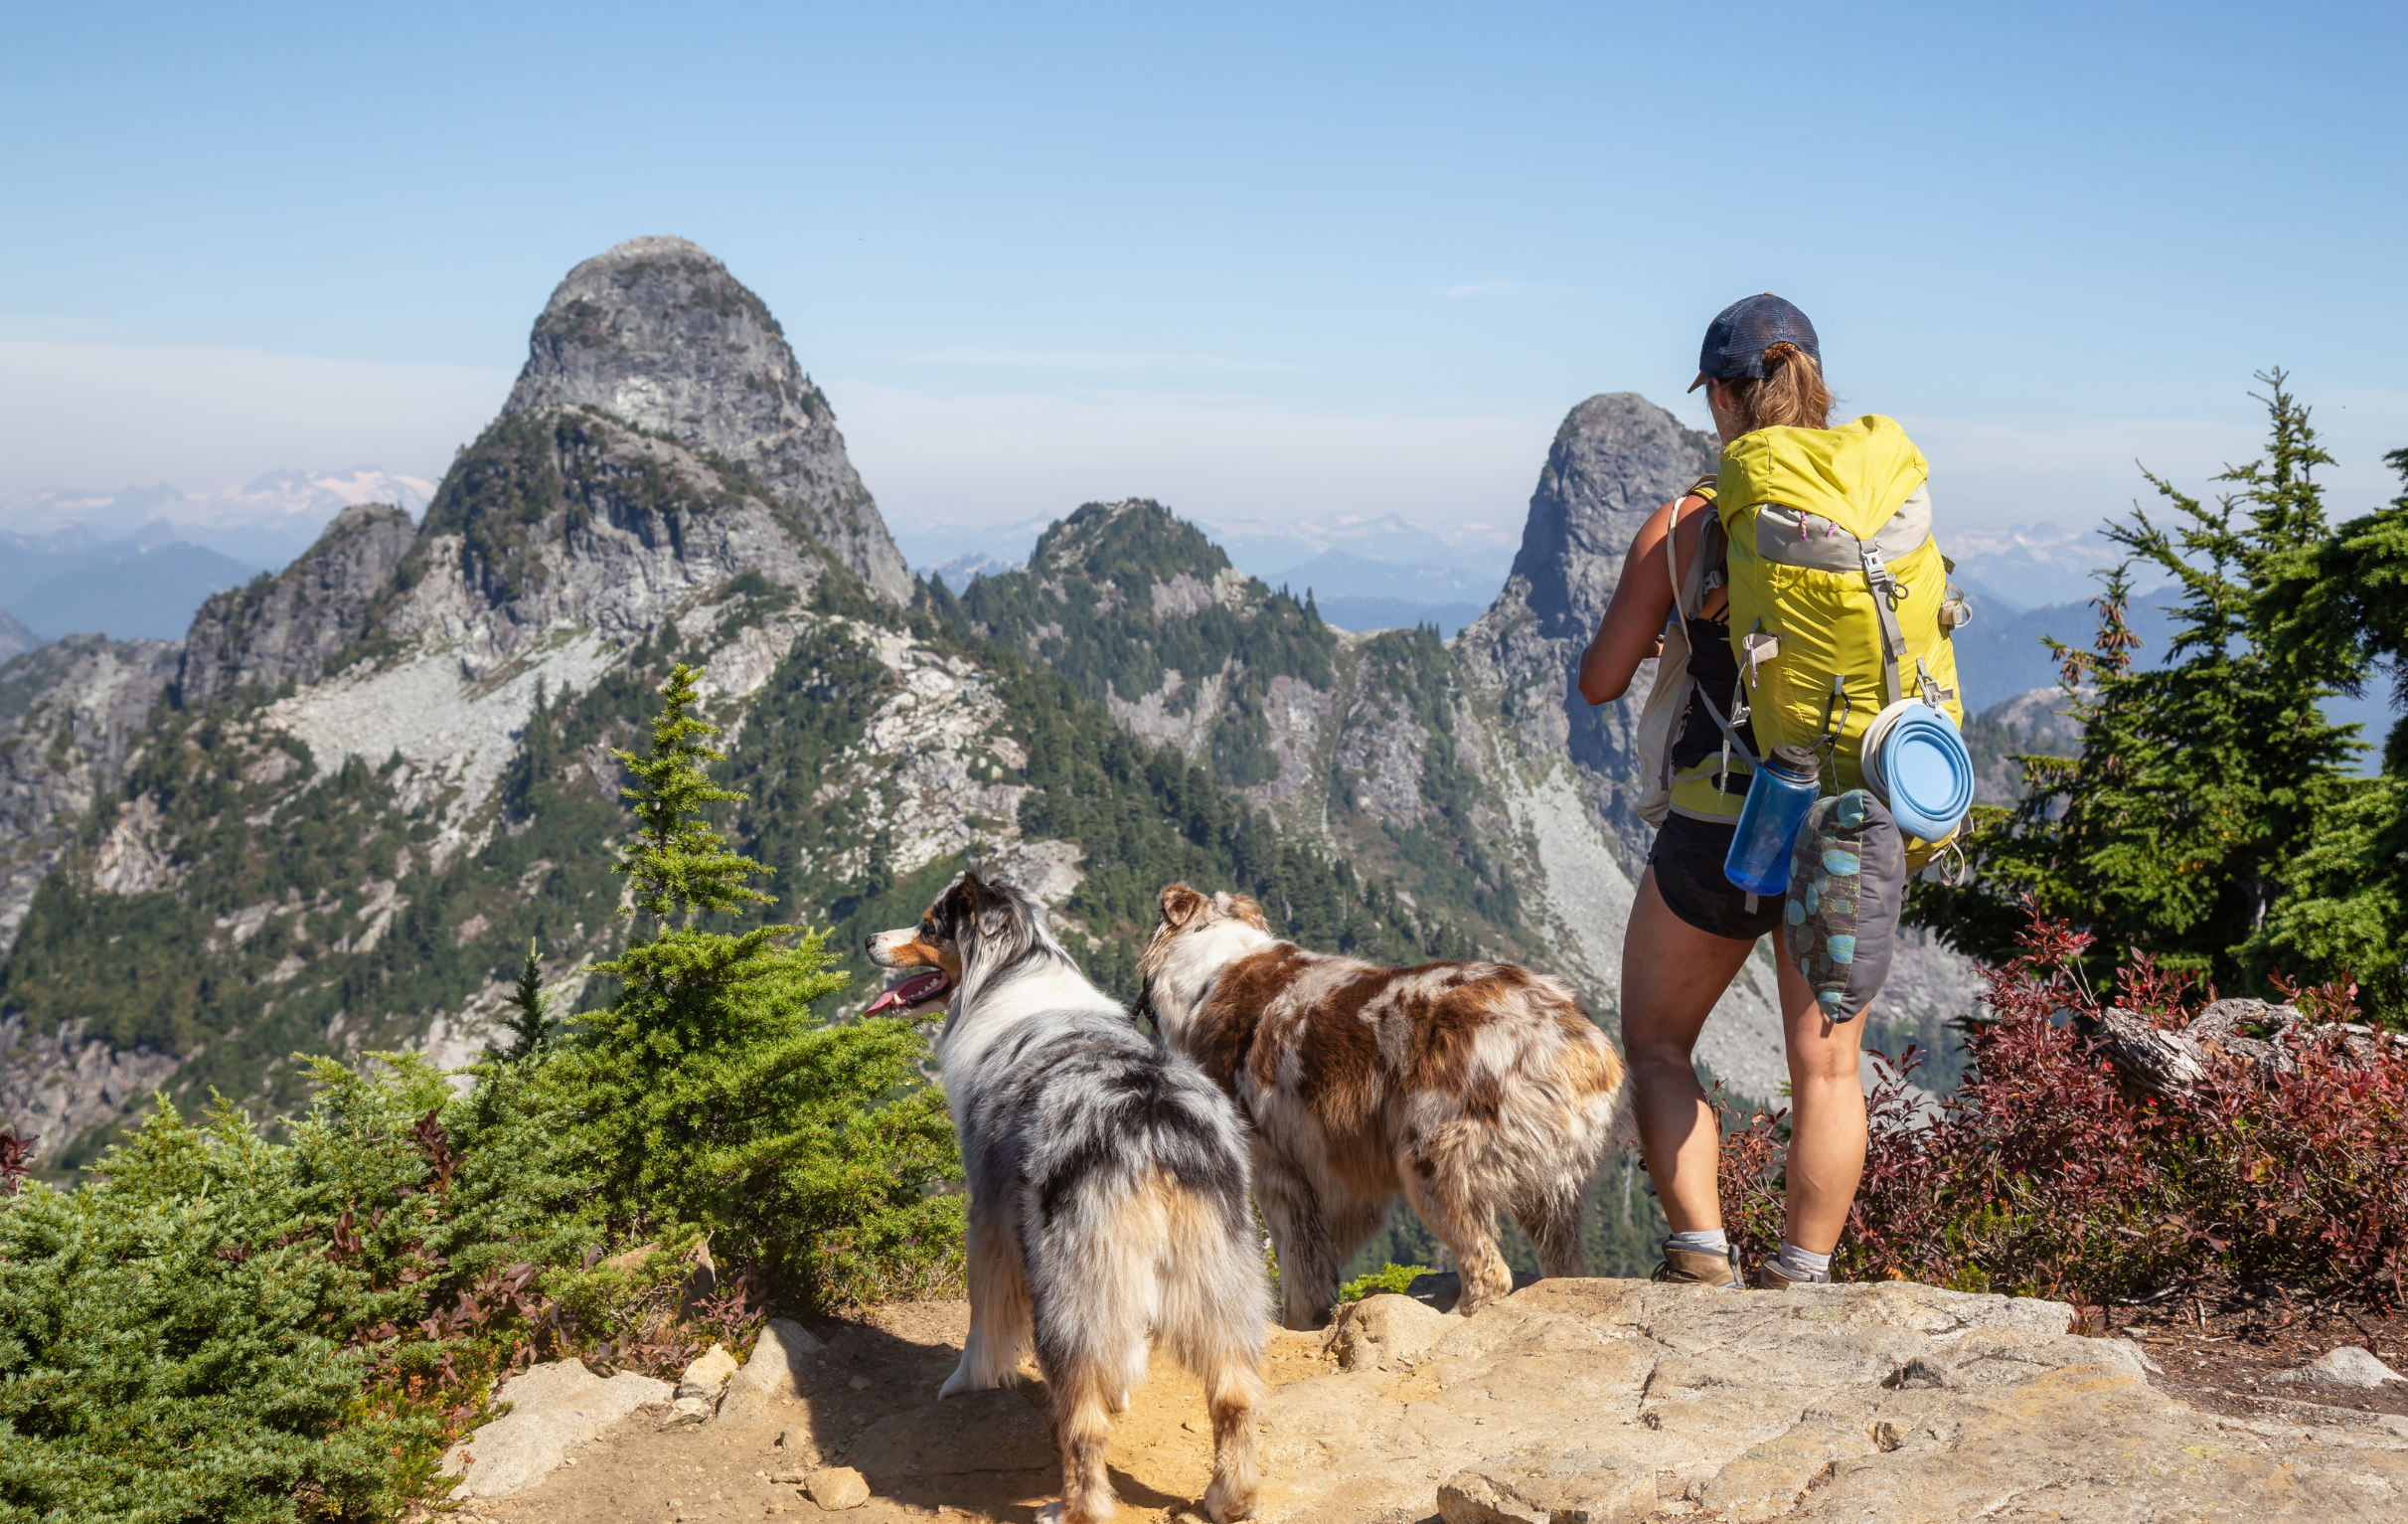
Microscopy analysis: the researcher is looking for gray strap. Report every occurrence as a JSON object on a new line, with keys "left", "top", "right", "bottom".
{"left": 1859, "top": 541, "right": 1908, "bottom": 707}
{"left": 1652, "top": 499, "right": 1697, "bottom": 798}
{"left": 1693, "top": 682, "right": 1760, "bottom": 777}
{"left": 1674, "top": 512, "right": 1722, "bottom": 618}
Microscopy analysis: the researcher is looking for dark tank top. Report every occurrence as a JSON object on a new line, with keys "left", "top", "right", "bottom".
{"left": 1670, "top": 605, "right": 1757, "bottom": 796}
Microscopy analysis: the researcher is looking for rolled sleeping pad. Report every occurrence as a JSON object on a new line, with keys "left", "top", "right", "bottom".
{"left": 1860, "top": 700, "right": 1975, "bottom": 843}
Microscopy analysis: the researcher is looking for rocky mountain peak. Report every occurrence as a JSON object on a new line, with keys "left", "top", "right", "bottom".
{"left": 174, "top": 502, "right": 415, "bottom": 711}
{"left": 1029, "top": 500, "right": 1234, "bottom": 589}
{"left": 501, "top": 237, "right": 910, "bottom": 601}
{"left": 1455, "top": 393, "right": 1719, "bottom": 861}
{"left": 1507, "top": 393, "right": 1719, "bottom": 642}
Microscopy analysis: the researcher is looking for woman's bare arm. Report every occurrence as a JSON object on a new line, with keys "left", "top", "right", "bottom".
{"left": 1576, "top": 494, "right": 1707, "bottom": 705}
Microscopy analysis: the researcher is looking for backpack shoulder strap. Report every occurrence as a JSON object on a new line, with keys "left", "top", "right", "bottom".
{"left": 1670, "top": 477, "right": 1723, "bottom": 619}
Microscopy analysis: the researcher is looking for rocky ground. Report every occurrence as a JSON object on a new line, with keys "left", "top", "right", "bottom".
{"left": 438, "top": 1277, "right": 2408, "bottom": 1523}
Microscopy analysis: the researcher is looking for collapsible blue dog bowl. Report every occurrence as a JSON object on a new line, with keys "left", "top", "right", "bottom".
{"left": 1861, "top": 700, "right": 1974, "bottom": 842}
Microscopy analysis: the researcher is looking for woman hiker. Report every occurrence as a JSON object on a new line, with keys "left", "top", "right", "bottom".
{"left": 1575, "top": 293, "right": 1966, "bottom": 1290}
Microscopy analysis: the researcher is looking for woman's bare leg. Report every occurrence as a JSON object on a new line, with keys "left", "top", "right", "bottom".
{"left": 1775, "top": 952, "right": 1865, "bottom": 1255}
{"left": 1618, "top": 868, "right": 1757, "bottom": 1234}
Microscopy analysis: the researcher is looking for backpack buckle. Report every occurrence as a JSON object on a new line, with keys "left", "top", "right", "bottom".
{"left": 1859, "top": 544, "right": 1905, "bottom": 609}
{"left": 1913, "top": 658, "right": 1956, "bottom": 709}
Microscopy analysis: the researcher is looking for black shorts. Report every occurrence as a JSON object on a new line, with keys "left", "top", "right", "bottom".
{"left": 1648, "top": 813, "right": 1787, "bottom": 942}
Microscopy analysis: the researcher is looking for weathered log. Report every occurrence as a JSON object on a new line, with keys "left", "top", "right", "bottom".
{"left": 2093, "top": 1006, "right": 2209, "bottom": 1098}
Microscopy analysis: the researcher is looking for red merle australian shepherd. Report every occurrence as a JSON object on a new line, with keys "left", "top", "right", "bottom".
{"left": 868, "top": 872, "right": 1270, "bottom": 1524}
{"left": 1142, "top": 884, "right": 1629, "bottom": 1328}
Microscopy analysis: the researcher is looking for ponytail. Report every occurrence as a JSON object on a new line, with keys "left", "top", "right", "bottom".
{"left": 1718, "top": 342, "right": 1833, "bottom": 433}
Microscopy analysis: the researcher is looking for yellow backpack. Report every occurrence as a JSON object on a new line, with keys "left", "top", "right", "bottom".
{"left": 1634, "top": 415, "right": 1970, "bottom": 863}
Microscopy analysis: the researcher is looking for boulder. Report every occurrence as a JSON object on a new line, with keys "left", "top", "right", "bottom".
{"left": 1326, "top": 1292, "right": 1453, "bottom": 1371}
{"left": 2268, "top": 1344, "right": 2406, "bottom": 1389}
{"left": 1892, "top": 1326, "right": 2157, "bottom": 1389}
{"left": 598, "top": 1237, "right": 718, "bottom": 1307}
{"left": 440, "top": 1359, "right": 672, "bottom": 1498}
{"left": 661, "top": 1341, "right": 741, "bottom": 1427}
{"left": 803, "top": 1465, "right": 871, "bottom": 1510}
{"left": 719, "top": 1317, "right": 828, "bottom": 1423}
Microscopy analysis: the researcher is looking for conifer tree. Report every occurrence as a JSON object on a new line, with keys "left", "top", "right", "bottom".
{"left": 494, "top": 938, "right": 553, "bottom": 1062}
{"left": 1914, "top": 375, "right": 2386, "bottom": 1004}
{"left": 2248, "top": 445, "right": 2408, "bottom": 1015}
{"left": 555, "top": 663, "right": 962, "bottom": 1305}
{"left": 2321, "top": 447, "right": 2408, "bottom": 771}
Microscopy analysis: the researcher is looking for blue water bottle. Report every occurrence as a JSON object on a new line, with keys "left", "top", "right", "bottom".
{"left": 1723, "top": 744, "right": 1823, "bottom": 897}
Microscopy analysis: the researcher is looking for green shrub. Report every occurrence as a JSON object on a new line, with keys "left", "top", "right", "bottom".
{"left": 0, "top": 664, "right": 967, "bottom": 1519}
{"left": 1337, "top": 1263, "right": 1437, "bottom": 1303}
{"left": 0, "top": 1080, "right": 481, "bottom": 1523}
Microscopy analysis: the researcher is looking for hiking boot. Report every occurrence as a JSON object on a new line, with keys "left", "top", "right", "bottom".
{"left": 1652, "top": 1241, "right": 1742, "bottom": 1289}
{"left": 1751, "top": 1259, "right": 1832, "bottom": 1291}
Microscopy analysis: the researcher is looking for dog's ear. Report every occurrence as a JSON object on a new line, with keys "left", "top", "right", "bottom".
{"left": 1158, "top": 883, "right": 1208, "bottom": 931}
{"left": 961, "top": 871, "right": 1021, "bottom": 934}
{"left": 932, "top": 874, "right": 981, "bottom": 939}
{"left": 1220, "top": 892, "right": 1271, "bottom": 931}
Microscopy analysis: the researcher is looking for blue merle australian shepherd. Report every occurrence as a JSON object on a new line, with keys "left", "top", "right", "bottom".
{"left": 867, "top": 872, "right": 1270, "bottom": 1524}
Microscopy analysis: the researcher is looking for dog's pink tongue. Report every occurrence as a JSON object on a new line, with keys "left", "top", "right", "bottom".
{"left": 866, "top": 969, "right": 948, "bottom": 1015}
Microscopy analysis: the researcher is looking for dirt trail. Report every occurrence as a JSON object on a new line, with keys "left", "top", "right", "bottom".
{"left": 452, "top": 1300, "right": 1341, "bottom": 1524}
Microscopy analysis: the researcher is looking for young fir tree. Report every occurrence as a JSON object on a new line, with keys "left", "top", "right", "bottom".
{"left": 556, "top": 663, "right": 963, "bottom": 1306}
{"left": 2245, "top": 444, "right": 2408, "bottom": 1017}
{"left": 1912, "top": 375, "right": 2380, "bottom": 1001}
{"left": 493, "top": 939, "right": 554, "bottom": 1062}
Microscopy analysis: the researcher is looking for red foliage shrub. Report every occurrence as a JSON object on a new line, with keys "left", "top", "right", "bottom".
{"left": 1717, "top": 903, "right": 2408, "bottom": 1306}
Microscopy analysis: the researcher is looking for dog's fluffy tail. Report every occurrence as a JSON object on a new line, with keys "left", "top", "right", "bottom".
{"left": 1033, "top": 1168, "right": 1270, "bottom": 1523}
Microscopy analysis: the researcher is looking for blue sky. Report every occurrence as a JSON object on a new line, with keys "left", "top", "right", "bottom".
{"left": 4, "top": 1, "right": 2404, "bottom": 541}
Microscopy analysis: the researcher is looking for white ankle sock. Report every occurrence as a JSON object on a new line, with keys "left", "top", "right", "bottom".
{"left": 1775, "top": 1242, "right": 1833, "bottom": 1281}
{"left": 1666, "top": 1229, "right": 1729, "bottom": 1255}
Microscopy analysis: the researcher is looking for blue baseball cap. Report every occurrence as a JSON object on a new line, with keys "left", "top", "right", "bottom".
{"left": 1688, "top": 293, "right": 1821, "bottom": 393}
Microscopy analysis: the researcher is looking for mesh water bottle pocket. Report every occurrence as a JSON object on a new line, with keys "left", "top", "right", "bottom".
{"left": 1781, "top": 789, "right": 1907, "bottom": 1023}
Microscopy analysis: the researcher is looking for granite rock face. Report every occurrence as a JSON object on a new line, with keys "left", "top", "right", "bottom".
{"left": 0, "top": 634, "right": 180, "bottom": 955}
{"left": 1251, "top": 1279, "right": 2408, "bottom": 1522}
{"left": 174, "top": 502, "right": 415, "bottom": 710}
{"left": 0, "top": 636, "right": 185, "bottom": 1157}
{"left": 503, "top": 236, "right": 909, "bottom": 603}
{"left": 1456, "top": 393, "right": 1718, "bottom": 853}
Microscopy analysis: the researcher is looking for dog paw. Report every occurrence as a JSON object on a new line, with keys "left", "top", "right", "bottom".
{"left": 1204, "top": 1480, "right": 1259, "bottom": 1522}
{"left": 937, "top": 1366, "right": 976, "bottom": 1400}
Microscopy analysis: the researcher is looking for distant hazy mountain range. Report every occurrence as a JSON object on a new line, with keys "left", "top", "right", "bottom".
{"left": 0, "top": 537, "right": 257, "bottom": 643}
{"left": 0, "top": 469, "right": 436, "bottom": 566}
{"left": 0, "top": 469, "right": 437, "bottom": 645}
{"left": 898, "top": 512, "right": 1517, "bottom": 639}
